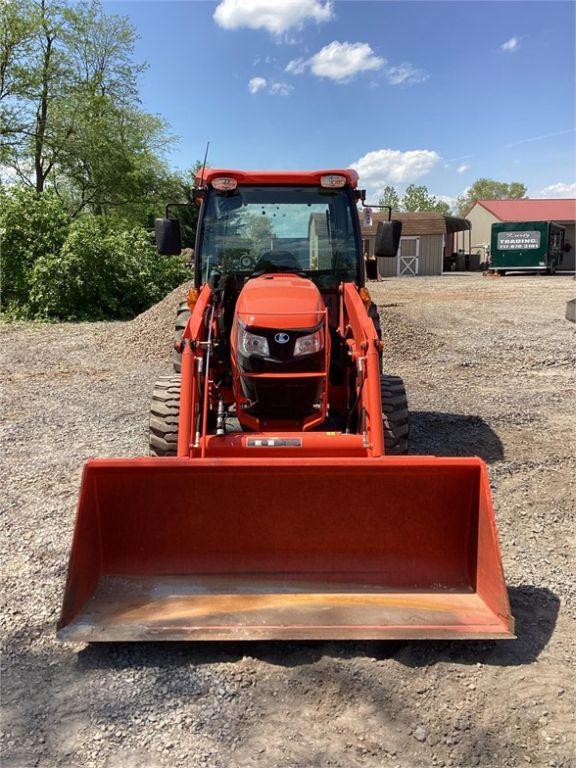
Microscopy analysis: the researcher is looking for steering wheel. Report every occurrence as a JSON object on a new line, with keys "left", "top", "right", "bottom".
{"left": 251, "top": 250, "right": 306, "bottom": 277}
{"left": 238, "top": 254, "right": 258, "bottom": 271}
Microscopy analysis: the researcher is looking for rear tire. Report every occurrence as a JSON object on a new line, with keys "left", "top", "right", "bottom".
{"left": 380, "top": 374, "right": 409, "bottom": 455}
{"left": 173, "top": 300, "right": 191, "bottom": 373}
{"left": 149, "top": 375, "right": 180, "bottom": 456}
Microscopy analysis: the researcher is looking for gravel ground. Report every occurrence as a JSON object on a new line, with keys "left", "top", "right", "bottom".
{"left": 1, "top": 273, "right": 575, "bottom": 768}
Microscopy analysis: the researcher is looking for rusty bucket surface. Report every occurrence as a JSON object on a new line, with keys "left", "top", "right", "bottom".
{"left": 58, "top": 457, "right": 514, "bottom": 641}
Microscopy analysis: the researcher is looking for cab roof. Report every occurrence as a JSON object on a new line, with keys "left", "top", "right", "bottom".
{"left": 196, "top": 168, "right": 359, "bottom": 188}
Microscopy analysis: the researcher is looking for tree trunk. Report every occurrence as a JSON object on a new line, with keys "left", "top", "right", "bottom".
{"left": 34, "top": 0, "right": 52, "bottom": 193}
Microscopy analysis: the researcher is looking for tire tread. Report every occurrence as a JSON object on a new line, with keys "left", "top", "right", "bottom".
{"left": 149, "top": 374, "right": 181, "bottom": 456}
{"left": 380, "top": 373, "right": 409, "bottom": 455}
{"left": 173, "top": 300, "right": 191, "bottom": 373}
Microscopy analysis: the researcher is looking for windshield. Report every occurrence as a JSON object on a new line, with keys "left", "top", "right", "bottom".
{"left": 198, "top": 186, "right": 360, "bottom": 287}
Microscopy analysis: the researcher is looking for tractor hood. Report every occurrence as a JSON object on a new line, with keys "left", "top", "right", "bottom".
{"left": 235, "top": 274, "right": 325, "bottom": 330}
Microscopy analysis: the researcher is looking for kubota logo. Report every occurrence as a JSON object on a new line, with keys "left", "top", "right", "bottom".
{"left": 274, "top": 332, "right": 290, "bottom": 344}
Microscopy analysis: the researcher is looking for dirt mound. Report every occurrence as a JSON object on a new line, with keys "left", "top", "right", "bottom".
{"left": 102, "top": 280, "right": 193, "bottom": 364}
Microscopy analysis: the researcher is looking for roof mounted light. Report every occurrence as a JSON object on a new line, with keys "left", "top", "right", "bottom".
{"left": 320, "top": 174, "right": 346, "bottom": 188}
{"left": 212, "top": 177, "right": 238, "bottom": 191}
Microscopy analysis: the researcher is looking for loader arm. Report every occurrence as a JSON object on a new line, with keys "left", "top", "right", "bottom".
{"left": 177, "top": 283, "right": 212, "bottom": 457}
{"left": 340, "top": 283, "right": 384, "bottom": 456}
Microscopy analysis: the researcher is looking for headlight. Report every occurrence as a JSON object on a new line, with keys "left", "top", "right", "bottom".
{"left": 238, "top": 326, "right": 270, "bottom": 357}
{"left": 294, "top": 329, "right": 324, "bottom": 357}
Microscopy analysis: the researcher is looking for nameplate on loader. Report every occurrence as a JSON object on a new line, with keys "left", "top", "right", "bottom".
{"left": 246, "top": 438, "right": 302, "bottom": 448}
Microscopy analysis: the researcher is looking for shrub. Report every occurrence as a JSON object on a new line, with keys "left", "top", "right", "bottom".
{"left": 29, "top": 217, "right": 118, "bottom": 320}
{"left": 107, "top": 226, "right": 190, "bottom": 318}
{"left": 1, "top": 186, "right": 189, "bottom": 320}
{"left": 0, "top": 187, "right": 70, "bottom": 316}
{"left": 29, "top": 216, "right": 189, "bottom": 320}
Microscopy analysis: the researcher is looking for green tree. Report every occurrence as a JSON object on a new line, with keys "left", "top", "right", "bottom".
{"left": 378, "top": 185, "right": 400, "bottom": 210}
{"left": 432, "top": 198, "right": 451, "bottom": 215}
{"left": 57, "top": 97, "right": 172, "bottom": 219}
{"left": 0, "top": 185, "right": 70, "bottom": 313}
{"left": 401, "top": 184, "right": 451, "bottom": 214}
{"left": 0, "top": 0, "right": 74, "bottom": 192}
{"left": 457, "top": 178, "right": 527, "bottom": 215}
{"left": 0, "top": 0, "right": 37, "bottom": 169}
{"left": 243, "top": 213, "right": 274, "bottom": 251}
{"left": 1, "top": 0, "right": 173, "bottom": 223}
{"left": 0, "top": 3, "right": 190, "bottom": 321}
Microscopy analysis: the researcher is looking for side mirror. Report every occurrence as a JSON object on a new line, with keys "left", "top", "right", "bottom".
{"left": 374, "top": 221, "right": 402, "bottom": 258}
{"left": 155, "top": 218, "right": 182, "bottom": 255}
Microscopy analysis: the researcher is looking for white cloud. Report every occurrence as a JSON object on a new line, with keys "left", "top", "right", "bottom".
{"left": 287, "top": 41, "right": 384, "bottom": 83}
{"left": 287, "top": 42, "right": 428, "bottom": 86}
{"left": 269, "top": 81, "right": 294, "bottom": 96}
{"left": 500, "top": 36, "right": 520, "bottom": 52}
{"left": 248, "top": 76, "right": 293, "bottom": 95}
{"left": 385, "top": 63, "right": 428, "bottom": 86}
{"left": 214, "top": 0, "right": 333, "bottom": 36}
{"left": 350, "top": 148, "right": 440, "bottom": 197}
{"left": 457, "top": 163, "right": 470, "bottom": 174}
{"left": 248, "top": 76, "right": 267, "bottom": 93}
{"left": 537, "top": 182, "right": 576, "bottom": 198}
{"left": 253, "top": 55, "right": 275, "bottom": 66}
{"left": 285, "top": 56, "right": 307, "bottom": 75}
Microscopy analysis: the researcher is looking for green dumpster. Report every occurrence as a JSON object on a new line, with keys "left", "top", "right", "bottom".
{"left": 490, "top": 221, "right": 565, "bottom": 275}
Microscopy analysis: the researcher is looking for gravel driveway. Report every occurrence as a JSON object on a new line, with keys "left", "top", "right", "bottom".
{"left": 1, "top": 273, "right": 575, "bottom": 768}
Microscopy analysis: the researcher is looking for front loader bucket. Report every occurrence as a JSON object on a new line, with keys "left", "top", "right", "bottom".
{"left": 58, "top": 457, "right": 514, "bottom": 642}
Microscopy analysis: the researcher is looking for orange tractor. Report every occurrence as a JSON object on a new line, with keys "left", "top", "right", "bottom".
{"left": 58, "top": 169, "right": 514, "bottom": 641}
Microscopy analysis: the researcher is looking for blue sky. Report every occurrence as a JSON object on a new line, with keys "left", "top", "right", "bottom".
{"left": 108, "top": 0, "right": 576, "bottom": 205}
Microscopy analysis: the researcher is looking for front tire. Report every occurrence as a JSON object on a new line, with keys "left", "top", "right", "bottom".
{"left": 380, "top": 374, "right": 409, "bottom": 455}
{"left": 149, "top": 375, "right": 180, "bottom": 456}
{"left": 173, "top": 300, "right": 191, "bottom": 373}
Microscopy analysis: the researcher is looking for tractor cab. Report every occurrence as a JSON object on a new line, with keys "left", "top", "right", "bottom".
{"left": 155, "top": 168, "right": 399, "bottom": 295}
{"left": 155, "top": 170, "right": 400, "bottom": 432}
{"left": 193, "top": 171, "right": 362, "bottom": 293}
